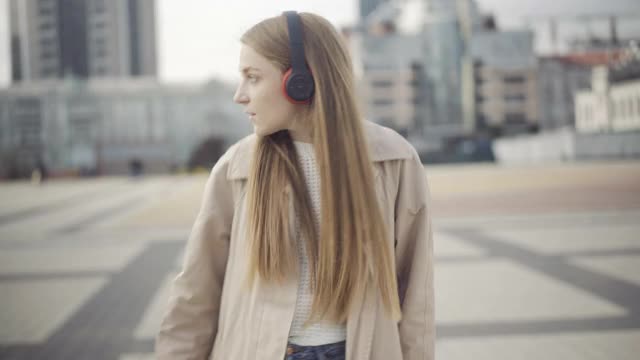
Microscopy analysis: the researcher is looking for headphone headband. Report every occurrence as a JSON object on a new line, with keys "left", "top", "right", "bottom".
{"left": 281, "top": 11, "right": 315, "bottom": 103}
{"left": 283, "top": 11, "right": 307, "bottom": 73}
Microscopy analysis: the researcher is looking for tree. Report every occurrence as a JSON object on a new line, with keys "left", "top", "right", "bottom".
{"left": 187, "top": 136, "right": 226, "bottom": 171}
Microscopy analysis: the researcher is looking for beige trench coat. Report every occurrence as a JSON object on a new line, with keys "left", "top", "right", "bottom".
{"left": 156, "top": 121, "right": 434, "bottom": 360}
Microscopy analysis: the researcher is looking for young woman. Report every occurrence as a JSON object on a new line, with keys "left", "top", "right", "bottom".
{"left": 156, "top": 11, "right": 434, "bottom": 360}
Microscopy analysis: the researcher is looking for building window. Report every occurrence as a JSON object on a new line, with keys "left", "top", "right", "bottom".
{"left": 504, "top": 94, "right": 526, "bottom": 102}
{"left": 611, "top": 100, "right": 618, "bottom": 120}
{"left": 40, "top": 49, "right": 57, "bottom": 59}
{"left": 40, "top": 67, "right": 57, "bottom": 77}
{"left": 39, "top": 21, "right": 55, "bottom": 31}
{"left": 38, "top": 7, "right": 54, "bottom": 16}
{"left": 505, "top": 112, "right": 526, "bottom": 124}
{"left": 94, "top": 46, "right": 107, "bottom": 57}
{"left": 40, "top": 40, "right": 56, "bottom": 51}
{"left": 15, "top": 97, "right": 41, "bottom": 110}
{"left": 40, "top": 38, "right": 57, "bottom": 52}
{"left": 503, "top": 75, "right": 525, "bottom": 84}
{"left": 38, "top": 0, "right": 55, "bottom": 12}
{"left": 372, "top": 80, "right": 393, "bottom": 88}
{"left": 611, "top": 101, "right": 616, "bottom": 119}
{"left": 93, "top": 0, "right": 106, "bottom": 13}
{"left": 373, "top": 99, "right": 393, "bottom": 106}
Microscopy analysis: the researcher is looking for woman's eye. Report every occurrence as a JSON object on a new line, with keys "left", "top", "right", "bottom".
{"left": 247, "top": 74, "right": 258, "bottom": 83}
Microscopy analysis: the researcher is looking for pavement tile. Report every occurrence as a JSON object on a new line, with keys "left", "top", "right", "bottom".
{"left": 488, "top": 224, "right": 640, "bottom": 255}
{"left": 436, "top": 330, "right": 640, "bottom": 360}
{"left": 435, "top": 231, "right": 488, "bottom": 258}
{"left": 571, "top": 255, "right": 640, "bottom": 287}
{"left": 0, "top": 244, "right": 146, "bottom": 275}
{"left": 2, "top": 163, "right": 640, "bottom": 359}
{"left": 133, "top": 272, "right": 179, "bottom": 340}
{"left": 0, "top": 278, "right": 107, "bottom": 344}
{"left": 435, "top": 259, "right": 627, "bottom": 324}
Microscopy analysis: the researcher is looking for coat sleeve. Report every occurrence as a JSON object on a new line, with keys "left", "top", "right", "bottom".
{"left": 155, "top": 148, "right": 236, "bottom": 360}
{"left": 394, "top": 149, "right": 435, "bottom": 360}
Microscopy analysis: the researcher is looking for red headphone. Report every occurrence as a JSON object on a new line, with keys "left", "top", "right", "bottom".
{"left": 282, "top": 11, "right": 315, "bottom": 104}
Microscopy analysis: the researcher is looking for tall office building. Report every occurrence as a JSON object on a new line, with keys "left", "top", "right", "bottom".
{"left": 464, "top": 29, "right": 538, "bottom": 136}
{"left": 9, "top": 0, "right": 157, "bottom": 83}
{"left": 421, "top": 0, "right": 465, "bottom": 133}
{"left": 359, "top": 0, "right": 389, "bottom": 20}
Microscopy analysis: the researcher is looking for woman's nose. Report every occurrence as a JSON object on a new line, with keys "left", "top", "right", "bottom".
{"left": 233, "top": 89, "right": 249, "bottom": 104}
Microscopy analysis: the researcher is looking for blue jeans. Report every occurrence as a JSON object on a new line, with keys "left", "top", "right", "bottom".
{"left": 284, "top": 340, "right": 346, "bottom": 360}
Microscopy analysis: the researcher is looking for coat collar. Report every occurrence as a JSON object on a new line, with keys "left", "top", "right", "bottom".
{"left": 226, "top": 121, "right": 413, "bottom": 180}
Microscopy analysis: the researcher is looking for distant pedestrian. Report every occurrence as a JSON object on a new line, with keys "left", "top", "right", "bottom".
{"left": 31, "top": 159, "right": 48, "bottom": 185}
{"left": 156, "top": 11, "right": 434, "bottom": 360}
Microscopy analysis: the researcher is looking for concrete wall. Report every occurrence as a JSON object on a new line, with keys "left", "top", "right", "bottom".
{"left": 493, "top": 128, "right": 640, "bottom": 164}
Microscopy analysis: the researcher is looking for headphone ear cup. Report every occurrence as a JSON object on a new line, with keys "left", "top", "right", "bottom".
{"left": 282, "top": 68, "right": 315, "bottom": 104}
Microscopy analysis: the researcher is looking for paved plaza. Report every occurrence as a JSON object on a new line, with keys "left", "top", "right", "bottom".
{"left": 0, "top": 161, "right": 639, "bottom": 359}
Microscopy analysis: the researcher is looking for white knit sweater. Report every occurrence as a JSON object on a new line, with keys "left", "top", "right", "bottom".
{"left": 288, "top": 141, "right": 347, "bottom": 346}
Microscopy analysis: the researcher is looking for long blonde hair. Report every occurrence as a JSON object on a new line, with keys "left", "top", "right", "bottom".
{"left": 243, "top": 12, "right": 401, "bottom": 323}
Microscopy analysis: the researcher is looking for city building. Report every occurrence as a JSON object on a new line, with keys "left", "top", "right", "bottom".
{"left": 0, "top": 78, "right": 250, "bottom": 178}
{"left": 9, "top": 0, "right": 157, "bottom": 83}
{"left": 358, "top": 32, "right": 427, "bottom": 137}
{"left": 346, "top": 0, "right": 492, "bottom": 155}
{"left": 493, "top": 46, "right": 640, "bottom": 164}
{"left": 575, "top": 48, "right": 640, "bottom": 134}
{"left": 537, "top": 51, "right": 625, "bottom": 131}
{"left": 359, "top": 0, "right": 389, "bottom": 20}
{"left": 345, "top": 1, "right": 435, "bottom": 151}
{"left": 462, "top": 29, "right": 539, "bottom": 137}
{"left": 422, "top": 0, "right": 465, "bottom": 134}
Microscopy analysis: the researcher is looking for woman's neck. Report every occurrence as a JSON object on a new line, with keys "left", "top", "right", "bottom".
{"left": 288, "top": 127, "right": 312, "bottom": 144}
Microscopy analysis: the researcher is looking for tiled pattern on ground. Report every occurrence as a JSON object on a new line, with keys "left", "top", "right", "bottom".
{"left": 0, "top": 278, "right": 108, "bottom": 344}
{"left": 0, "top": 164, "right": 638, "bottom": 359}
{"left": 436, "top": 330, "right": 640, "bottom": 360}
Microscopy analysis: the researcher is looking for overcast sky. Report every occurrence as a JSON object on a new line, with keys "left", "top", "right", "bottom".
{"left": 0, "top": 0, "right": 639, "bottom": 87}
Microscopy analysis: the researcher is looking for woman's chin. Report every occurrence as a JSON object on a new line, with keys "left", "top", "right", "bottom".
{"left": 254, "top": 128, "right": 271, "bottom": 138}
{"left": 254, "top": 126, "right": 278, "bottom": 138}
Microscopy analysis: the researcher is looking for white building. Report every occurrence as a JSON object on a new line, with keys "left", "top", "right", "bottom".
{"left": 575, "top": 52, "right": 640, "bottom": 134}
{"left": 492, "top": 50, "right": 640, "bottom": 165}
{"left": 0, "top": 78, "right": 250, "bottom": 178}
{"left": 535, "top": 53, "right": 621, "bottom": 131}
